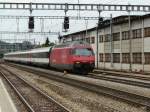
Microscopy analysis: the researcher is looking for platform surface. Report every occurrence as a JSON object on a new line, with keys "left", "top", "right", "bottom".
{"left": 0, "top": 78, "right": 17, "bottom": 112}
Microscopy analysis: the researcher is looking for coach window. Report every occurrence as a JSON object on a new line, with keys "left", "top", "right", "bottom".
{"left": 39, "top": 53, "right": 42, "bottom": 58}
{"left": 44, "top": 52, "right": 49, "bottom": 58}
{"left": 36, "top": 53, "right": 41, "bottom": 58}
{"left": 22, "top": 54, "right": 25, "bottom": 58}
{"left": 18, "top": 54, "right": 20, "bottom": 58}
{"left": 38, "top": 53, "right": 42, "bottom": 58}
{"left": 133, "top": 53, "right": 142, "bottom": 64}
{"left": 15, "top": 54, "right": 17, "bottom": 58}
{"left": 37, "top": 52, "right": 49, "bottom": 58}
{"left": 15, "top": 54, "right": 18, "bottom": 58}
{"left": 31, "top": 53, "right": 35, "bottom": 58}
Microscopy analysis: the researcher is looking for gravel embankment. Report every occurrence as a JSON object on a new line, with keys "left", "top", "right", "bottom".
{"left": 2, "top": 64, "right": 147, "bottom": 112}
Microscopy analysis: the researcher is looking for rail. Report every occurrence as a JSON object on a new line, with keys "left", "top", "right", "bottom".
{"left": 0, "top": 66, "right": 70, "bottom": 112}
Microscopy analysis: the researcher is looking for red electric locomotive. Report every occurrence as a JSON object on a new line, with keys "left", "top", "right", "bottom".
{"left": 50, "top": 41, "right": 95, "bottom": 73}
{"left": 4, "top": 41, "right": 95, "bottom": 74}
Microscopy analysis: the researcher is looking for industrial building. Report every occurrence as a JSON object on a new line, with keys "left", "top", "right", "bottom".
{"left": 61, "top": 14, "right": 150, "bottom": 73}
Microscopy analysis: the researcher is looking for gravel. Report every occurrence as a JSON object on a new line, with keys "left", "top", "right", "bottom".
{"left": 2, "top": 64, "right": 148, "bottom": 112}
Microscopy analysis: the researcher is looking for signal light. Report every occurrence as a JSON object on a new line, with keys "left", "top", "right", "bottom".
{"left": 64, "top": 16, "right": 69, "bottom": 23}
{"left": 29, "top": 16, "right": 34, "bottom": 22}
{"left": 98, "top": 17, "right": 103, "bottom": 22}
{"left": 98, "top": 17, "right": 104, "bottom": 28}
{"left": 63, "top": 23, "right": 69, "bottom": 29}
{"left": 28, "top": 16, "right": 34, "bottom": 29}
{"left": 63, "top": 16, "right": 69, "bottom": 29}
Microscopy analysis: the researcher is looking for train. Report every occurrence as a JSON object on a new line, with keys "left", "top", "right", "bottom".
{"left": 4, "top": 41, "right": 95, "bottom": 74}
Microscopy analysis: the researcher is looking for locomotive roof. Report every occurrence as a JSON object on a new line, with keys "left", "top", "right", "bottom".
{"left": 5, "top": 41, "right": 90, "bottom": 56}
{"left": 4, "top": 47, "right": 52, "bottom": 55}
{"left": 54, "top": 41, "right": 90, "bottom": 48}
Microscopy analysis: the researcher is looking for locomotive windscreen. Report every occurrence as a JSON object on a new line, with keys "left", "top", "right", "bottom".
{"left": 72, "top": 48, "right": 94, "bottom": 56}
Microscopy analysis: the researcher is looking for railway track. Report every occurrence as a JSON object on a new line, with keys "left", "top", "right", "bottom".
{"left": 3, "top": 63, "right": 150, "bottom": 111}
{"left": 87, "top": 73, "right": 150, "bottom": 89}
{"left": 93, "top": 69, "right": 150, "bottom": 81}
{"left": 0, "top": 66, "right": 70, "bottom": 112}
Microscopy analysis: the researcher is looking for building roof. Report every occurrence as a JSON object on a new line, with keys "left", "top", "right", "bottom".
{"left": 62, "top": 14, "right": 150, "bottom": 39}
{"left": 63, "top": 27, "right": 96, "bottom": 38}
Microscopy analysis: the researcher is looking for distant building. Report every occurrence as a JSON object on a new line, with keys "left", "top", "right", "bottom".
{"left": 60, "top": 14, "right": 150, "bottom": 73}
{"left": 0, "top": 40, "right": 34, "bottom": 58}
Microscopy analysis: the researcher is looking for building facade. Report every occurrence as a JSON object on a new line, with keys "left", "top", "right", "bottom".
{"left": 0, "top": 40, "right": 34, "bottom": 58}
{"left": 61, "top": 14, "right": 150, "bottom": 73}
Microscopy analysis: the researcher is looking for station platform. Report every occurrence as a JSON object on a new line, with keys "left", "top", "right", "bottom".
{"left": 0, "top": 78, "right": 17, "bottom": 112}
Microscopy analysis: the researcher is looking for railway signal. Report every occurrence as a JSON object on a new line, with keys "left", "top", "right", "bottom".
{"left": 28, "top": 16, "right": 34, "bottom": 29}
{"left": 63, "top": 16, "right": 69, "bottom": 30}
{"left": 98, "top": 17, "right": 103, "bottom": 28}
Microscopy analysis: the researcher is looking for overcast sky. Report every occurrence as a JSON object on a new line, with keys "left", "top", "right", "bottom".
{"left": 0, "top": 0, "right": 149, "bottom": 44}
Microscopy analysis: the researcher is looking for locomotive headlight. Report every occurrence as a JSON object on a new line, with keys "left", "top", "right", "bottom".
{"left": 74, "top": 61, "right": 81, "bottom": 67}
{"left": 76, "top": 62, "right": 80, "bottom": 64}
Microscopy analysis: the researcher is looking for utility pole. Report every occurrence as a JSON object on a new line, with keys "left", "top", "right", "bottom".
{"left": 141, "top": 16, "right": 145, "bottom": 73}
{"left": 77, "top": 0, "right": 80, "bottom": 18}
{"left": 110, "top": 14, "right": 113, "bottom": 67}
{"left": 128, "top": 11, "right": 132, "bottom": 72}
{"left": 96, "top": 10, "right": 101, "bottom": 68}
{"left": 85, "top": 19, "right": 88, "bottom": 41}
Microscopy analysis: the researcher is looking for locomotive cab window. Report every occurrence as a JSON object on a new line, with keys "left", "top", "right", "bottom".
{"left": 72, "top": 48, "right": 94, "bottom": 56}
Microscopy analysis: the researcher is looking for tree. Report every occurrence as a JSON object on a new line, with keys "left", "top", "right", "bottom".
{"left": 49, "top": 42, "right": 55, "bottom": 46}
{"left": 45, "top": 37, "right": 50, "bottom": 47}
{"left": 41, "top": 37, "right": 56, "bottom": 47}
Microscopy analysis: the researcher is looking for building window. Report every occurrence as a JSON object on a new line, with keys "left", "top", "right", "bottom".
{"left": 99, "top": 53, "right": 103, "bottom": 62}
{"left": 91, "top": 37, "right": 95, "bottom": 44}
{"left": 122, "top": 53, "right": 130, "bottom": 63}
{"left": 113, "top": 33, "right": 120, "bottom": 41}
{"left": 133, "top": 53, "right": 142, "bottom": 64}
{"left": 99, "top": 35, "right": 104, "bottom": 43}
{"left": 105, "top": 34, "right": 110, "bottom": 42}
{"left": 132, "top": 29, "right": 141, "bottom": 39}
{"left": 145, "top": 53, "right": 150, "bottom": 64}
{"left": 85, "top": 37, "right": 90, "bottom": 43}
{"left": 144, "top": 27, "right": 150, "bottom": 37}
{"left": 113, "top": 53, "right": 120, "bottom": 63}
{"left": 105, "top": 53, "right": 111, "bottom": 62}
{"left": 122, "top": 31, "right": 130, "bottom": 40}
